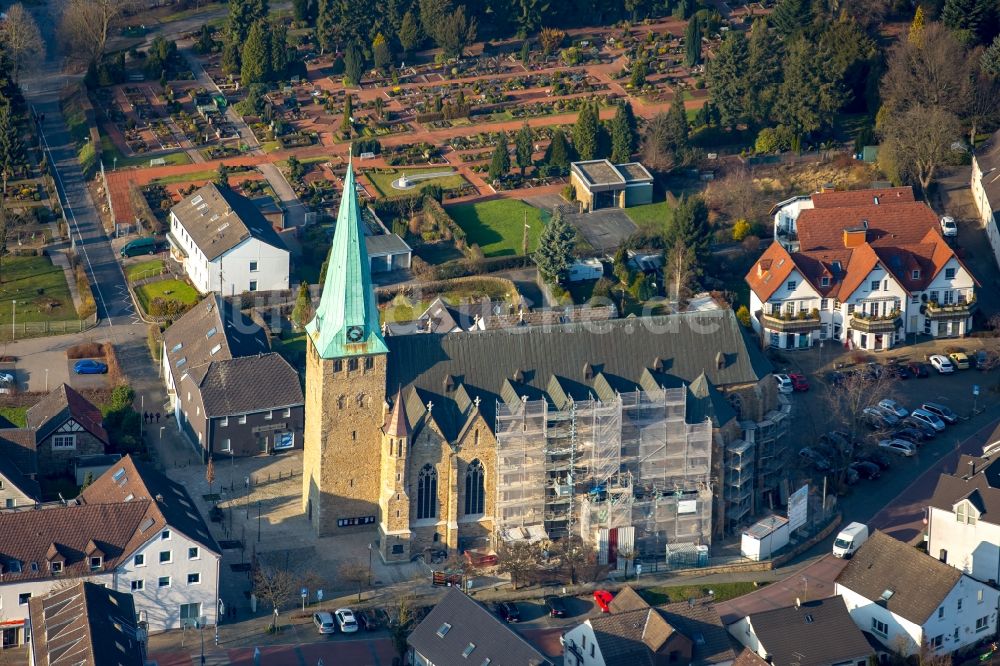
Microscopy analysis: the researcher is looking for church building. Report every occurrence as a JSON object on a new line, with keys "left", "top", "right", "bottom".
{"left": 302, "top": 161, "right": 789, "bottom": 567}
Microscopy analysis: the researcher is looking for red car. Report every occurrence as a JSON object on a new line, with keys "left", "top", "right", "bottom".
{"left": 594, "top": 590, "right": 613, "bottom": 613}
{"left": 788, "top": 373, "right": 809, "bottom": 391}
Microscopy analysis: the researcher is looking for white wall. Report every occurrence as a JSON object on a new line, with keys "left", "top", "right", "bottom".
{"left": 116, "top": 528, "right": 219, "bottom": 632}
{"left": 837, "top": 575, "right": 999, "bottom": 656}
{"left": 972, "top": 156, "right": 995, "bottom": 229}
{"left": 727, "top": 616, "right": 764, "bottom": 657}
{"left": 0, "top": 530, "right": 219, "bottom": 641}
{"left": 216, "top": 237, "right": 289, "bottom": 294}
{"left": 169, "top": 212, "right": 289, "bottom": 295}
{"left": 562, "top": 621, "right": 605, "bottom": 666}
{"left": 0, "top": 473, "right": 35, "bottom": 508}
{"left": 929, "top": 506, "right": 1000, "bottom": 586}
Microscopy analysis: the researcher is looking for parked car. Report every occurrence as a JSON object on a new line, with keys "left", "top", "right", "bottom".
{"left": 909, "top": 408, "right": 947, "bottom": 432}
{"left": 789, "top": 373, "right": 810, "bottom": 391}
{"left": 921, "top": 402, "right": 959, "bottom": 424}
{"left": 826, "top": 371, "right": 846, "bottom": 387}
{"left": 775, "top": 374, "right": 794, "bottom": 394}
{"left": 0, "top": 371, "right": 15, "bottom": 385}
{"left": 820, "top": 431, "right": 852, "bottom": 453}
{"left": 73, "top": 359, "right": 108, "bottom": 374}
{"left": 887, "top": 364, "right": 912, "bottom": 380}
{"left": 948, "top": 352, "right": 970, "bottom": 370}
{"left": 593, "top": 590, "right": 613, "bottom": 613}
{"left": 900, "top": 416, "right": 938, "bottom": 438}
{"left": 313, "top": 612, "right": 336, "bottom": 634}
{"left": 908, "top": 362, "right": 930, "bottom": 378}
{"left": 357, "top": 608, "right": 388, "bottom": 631}
{"left": 849, "top": 461, "right": 881, "bottom": 480}
{"left": 799, "top": 447, "right": 832, "bottom": 472}
{"left": 929, "top": 354, "right": 955, "bottom": 374}
{"left": 894, "top": 427, "right": 929, "bottom": 444}
{"left": 857, "top": 450, "right": 893, "bottom": 470}
{"left": 335, "top": 608, "right": 359, "bottom": 633}
{"left": 940, "top": 215, "right": 958, "bottom": 237}
{"left": 878, "top": 399, "right": 908, "bottom": 419}
{"left": 844, "top": 466, "right": 861, "bottom": 485}
{"left": 863, "top": 406, "right": 899, "bottom": 428}
{"left": 120, "top": 236, "right": 158, "bottom": 257}
{"left": 879, "top": 439, "right": 917, "bottom": 456}
{"left": 546, "top": 596, "right": 569, "bottom": 617}
{"left": 497, "top": 602, "right": 520, "bottom": 623}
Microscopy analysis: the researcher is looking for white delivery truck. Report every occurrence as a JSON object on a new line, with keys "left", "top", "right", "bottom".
{"left": 832, "top": 522, "right": 869, "bottom": 558}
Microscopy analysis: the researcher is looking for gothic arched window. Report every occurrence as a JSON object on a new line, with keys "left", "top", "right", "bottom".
{"left": 417, "top": 464, "right": 437, "bottom": 520}
{"left": 464, "top": 459, "right": 484, "bottom": 515}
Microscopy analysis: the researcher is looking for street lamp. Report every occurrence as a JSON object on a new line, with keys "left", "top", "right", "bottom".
{"left": 11, "top": 300, "right": 15, "bottom": 340}
{"left": 44, "top": 368, "right": 48, "bottom": 392}
{"left": 257, "top": 500, "right": 262, "bottom": 542}
{"left": 367, "top": 543, "right": 373, "bottom": 587}
{"left": 197, "top": 616, "right": 206, "bottom": 665}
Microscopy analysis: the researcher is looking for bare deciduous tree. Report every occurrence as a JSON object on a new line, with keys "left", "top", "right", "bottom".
{"left": 665, "top": 242, "right": 697, "bottom": 308}
{"left": 881, "top": 23, "right": 970, "bottom": 117}
{"left": 496, "top": 540, "right": 539, "bottom": 590}
{"left": 0, "top": 4, "right": 44, "bottom": 82}
{"left": 878, "top": 104, "right": 961, "bottom": 193}
{"left": 59, "top": 0, "right": 138, "bottom": 64}
{"left": 965, "top": 70, "right": 1000, "bottom": 149}
{"left": 556, "top": 535, "right": 596, "bottom": 584}
{"left": 337, "top": 561, "right": 369, "bottom": 603}
{"left": 253, "top": 564, "right": 295, "bottom": 630}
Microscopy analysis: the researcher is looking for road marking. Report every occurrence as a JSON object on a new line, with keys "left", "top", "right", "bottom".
{"left": 34, "top": 107, "right": 120, "bottom": 344}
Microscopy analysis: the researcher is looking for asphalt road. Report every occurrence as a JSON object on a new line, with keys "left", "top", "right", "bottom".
{"left": 21, "top": 2, "right": 135, "bottom": 338}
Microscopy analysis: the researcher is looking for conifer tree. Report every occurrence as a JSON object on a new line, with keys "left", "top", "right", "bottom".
{"left": 533, "top": 208, "right": 577, "bottom": 285}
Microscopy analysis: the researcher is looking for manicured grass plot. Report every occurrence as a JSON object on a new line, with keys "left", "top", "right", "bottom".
{"left": 135, "top": 279, "right": 200, "bottom": 311}
{"left": 366, "top": 168, "right": 469, "bottom": 198}
{"left": 448, "top": 199, "right": 550, "bottom": 257}
{"left": 0, "top": 255, "right": 76, "bottom": 322}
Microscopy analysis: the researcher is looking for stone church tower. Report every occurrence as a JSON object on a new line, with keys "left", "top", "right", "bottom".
{"left": 302, "top": 159, "right": 388, "bottom": 537}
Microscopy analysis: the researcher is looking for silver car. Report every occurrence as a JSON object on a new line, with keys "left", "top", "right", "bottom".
{"left": 313, "top": 611, "right": 336, "bottom": 634}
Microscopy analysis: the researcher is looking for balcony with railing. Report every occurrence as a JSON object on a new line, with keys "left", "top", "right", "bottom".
{"left": 850, "top": 310, "right": 902, "bottom": 334}
{"left": 759, "top": 308, "right": 821, "bottom": 332}
{"left": 925, "top": 298, "right": 977, "bottom": 320}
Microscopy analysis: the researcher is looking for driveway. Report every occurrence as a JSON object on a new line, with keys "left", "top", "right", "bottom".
{"left": 258, "top": 163, "right": 308, "bottom": 228}
{"left": 523, "top": 194, "right": 638, "bottom": 252}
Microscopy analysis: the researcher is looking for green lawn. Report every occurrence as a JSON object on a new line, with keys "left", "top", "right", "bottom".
{"left": 640, "top": 581, "right": 764, "bottom": 605}
{"left": 448, "top": 199, "right": 550, "bottom": 257}
{"left": 625, "top": 199, "right": 674, "bottom": 232}
{"left": 366, "top": 168, "right": 469, "bottom": 198}
{"left": 100, "top": 135, "right": 192, "bottom": 169}
{"left": 0, "top": 255, "right": 76, "bottom": 322}
{"left": 125, "top": 259, "right": 165, "bottom": 282}
{"left": 271, "top": 329, "right": 308, "bottom": 369}
{"left": 0, "top": 406, "right": 27, "bottom": 428}
{"left": 135, "top": 279, "right": 200, "bottom": 311}
{"left": 150, "top": 169, "right": 218, "bottom": 185}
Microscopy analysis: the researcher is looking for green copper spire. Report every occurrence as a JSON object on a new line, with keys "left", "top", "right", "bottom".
{"left": 306, "top": 158, "right": 388, "bottom": 359}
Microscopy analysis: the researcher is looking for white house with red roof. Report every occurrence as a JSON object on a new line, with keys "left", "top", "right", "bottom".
{"left": 748, "top": 187, "right": 977, "bottom": 352}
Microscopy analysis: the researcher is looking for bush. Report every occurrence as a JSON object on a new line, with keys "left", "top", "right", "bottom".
{"left": 736, "top": 305, "right": 751, "bottom": 327}
{"left": 731, "top": 218, "right": 752, "bottom": 242}
{"left": 561, "top": 184, "right": 575, "bottom": 202}
{"left": 67, "top": 342, "right": 104, "bottom": 359}
{"left": 147, "top": 324, "right": 162, "bottom": 362}
{"left": 754, "top": 127, "right": 778, "bottom": 154}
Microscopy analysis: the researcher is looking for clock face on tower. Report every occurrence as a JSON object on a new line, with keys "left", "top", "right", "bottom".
{"left": 346, "top": 325, "right": 364, "bottom": 342}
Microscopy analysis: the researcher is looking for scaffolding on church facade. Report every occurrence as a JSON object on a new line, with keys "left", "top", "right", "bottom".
{"left": 495, "top": 385, "right": 713, "bottom": 562}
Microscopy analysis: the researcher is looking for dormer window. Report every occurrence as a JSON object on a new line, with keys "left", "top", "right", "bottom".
{"left": 956, "top": 500, "right": 978, "bottom": 525}
{"left": 50, "top": 561, "right": 63, "bottom": 573}
{"left": 912, "top": 270, "right": 920, "bottom": 280}
{"left": 820, "top": 276, "right": 830, "bottom": 287}
{"left": 90, "top": 556, "right": 103, "bottom": 570}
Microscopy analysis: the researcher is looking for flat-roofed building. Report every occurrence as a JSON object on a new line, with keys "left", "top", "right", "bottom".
{"left": 570, "top": 160, "right": 654, "bottom": 211}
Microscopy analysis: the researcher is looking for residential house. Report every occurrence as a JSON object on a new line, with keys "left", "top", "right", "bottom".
{"left": 928, "top": 452, "right": 1000, "bottom": 584}
{"left": 971, "top": 130, "right": 1000, "bottom": 269}
{"left": 161, "top": 293, "right": 270, "bottom": 412}
{"left": 167, "top": 183, "right": 289, "bottom": 294}
{"left": 726, "top": 596, "right": 873, "bottom": 666}
{"left": 0, "top": 430, "right": 39, "bottom": 509}
{"left": 27, "top": 581, "right": 146, "bottom": 666}
{"left": 747, "top": 187, "right": 977, "bottom": 352}
{"left": 407, "top": 587, "right": 552, "bottom": 666}
{"left": 0, "top": 455, "right": 220, "bottom": 647}
{"left": 835, "top": 530, "right": 1000, "bottom": 656}
{"left": 174, "top": 352, "right": 304, "bottom": 458}
{"left": 26, "top": 383, "right": 109, "bottom": 476}
{"left": 562, "top": 587, "right": 736, "bottom": 666}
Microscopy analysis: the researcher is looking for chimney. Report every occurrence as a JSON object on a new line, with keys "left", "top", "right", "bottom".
{"left": 970, "top": 459, "right": 977, "bottom": 476}
{"left": 653, "top": 357, "right": 664, "bottom": 372}
{"left": 795, "top": 597, "right": 801, "bottom": 609}
{"left": 155, "top": 494, "right": 164, "bottom": 503}
{"left": 843, "top": 227, "right": 868, "bottom": 248}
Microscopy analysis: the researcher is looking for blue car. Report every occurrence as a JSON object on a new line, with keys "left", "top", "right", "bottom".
{"left": 73, "top": 359, "right": 108, "bottom": 374}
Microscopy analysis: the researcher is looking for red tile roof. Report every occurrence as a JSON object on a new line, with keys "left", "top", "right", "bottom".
{"left": 796, "top": 202, "right": 939, "bottom": 252}
{"left": 810, "top": 187, "right": 914, "bottom": 209}
{"left": 747, "top": 192, "right": 973, "bottom": 302}
{"left": 27, "top": 383, "right": 108, "bottom": 444}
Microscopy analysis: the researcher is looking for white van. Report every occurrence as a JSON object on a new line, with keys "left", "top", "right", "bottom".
{"left": 832, "top": 522, "right": 869, "bottom": 558}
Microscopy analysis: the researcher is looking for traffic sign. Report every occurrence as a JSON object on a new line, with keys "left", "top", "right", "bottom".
{"left": 301, "top": 587, "right": 308, "bottom": 598}
{"left": 974, "top": 384, "right": 980, "bottom": 396}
